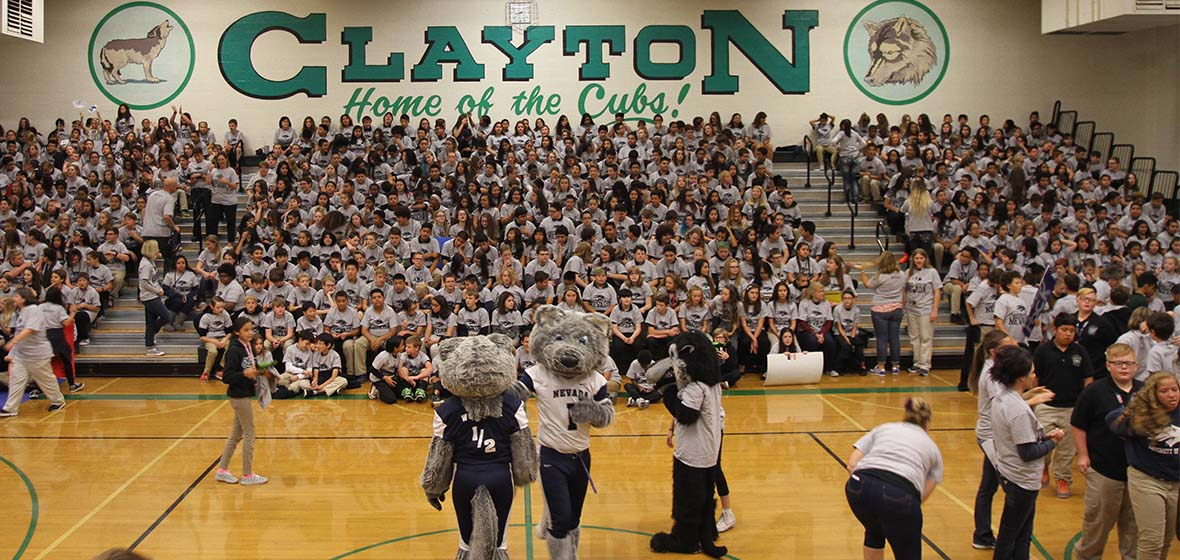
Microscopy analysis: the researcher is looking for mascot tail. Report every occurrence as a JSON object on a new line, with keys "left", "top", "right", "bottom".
{"left": 469, "top": 485, "right": 498, "bottom": 560}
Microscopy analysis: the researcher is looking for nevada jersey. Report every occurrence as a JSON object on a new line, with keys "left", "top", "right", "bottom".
{"left": 522, "top": 365, "right": 609, "bottom": 454}
{"left": 433, "top": 393, "right": 527, "bottom": 465}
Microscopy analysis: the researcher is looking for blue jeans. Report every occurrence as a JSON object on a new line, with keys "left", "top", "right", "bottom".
{"left": 845, "top": 472, "right": 923, "bottom": 559}
{"left": 143, "top": 297, "right": 173, "bottom": 348}
{"left": 838, "top": 156, "right": 858, "bottom": 201}
{"left": 871, "top": 308, "right": 903, "bottom": 367}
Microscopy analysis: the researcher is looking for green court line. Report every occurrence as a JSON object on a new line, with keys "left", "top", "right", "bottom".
{"left": 523, "top": 485, "right": 533, "bottom": 560}
{"left": 0, "top": 454, "right": 39, "bottom": 560}
{"left": 1063, "top": 530, "right": 1082, "bottom": 560}
{"left": 62, "top": 385, "right": 962, "bottom": 401}
{"left": 329, "top": 523, "right": 742, "bottom": 559}
{"left": 1032, "top": 534, "right": 1054, "bottom": 560}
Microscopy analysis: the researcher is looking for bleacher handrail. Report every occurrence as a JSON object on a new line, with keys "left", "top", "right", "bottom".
{"left": 1051, "top": 100, "right": 1062, "bottom": 127}
{"left": 803, "top": 135, "right": 815, "bottom": 189}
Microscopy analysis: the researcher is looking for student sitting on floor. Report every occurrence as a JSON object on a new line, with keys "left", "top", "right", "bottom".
{"left": 396, "top": 335, "right": 434, "bottom": 403}
{"left": 368, "top": 336, "right": 405, "bottom": 404}
{"left": 623, "top": 349, "right": 662, "bottom": 409}
{"left": 309, "top": 333, "right": 348, "bottom": 397}
{"left": 275, "top": 331, "right": 317, "bottom": 398}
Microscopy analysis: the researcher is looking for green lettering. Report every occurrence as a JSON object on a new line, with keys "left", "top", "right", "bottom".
{"left": 700, "top": 10, "right": 818, "bottom": 95}
{"left": 411, "top": 26, "right": 486, "bottom": 82}
{"left": 218, "top": 12, "right": 328, "bottom": 99}
{"left": 341, "top": 27, "right": 404, "bottom": 82}
{"left": 562, "top": 26, "right": 625, "bottom": 80}
{"left": 482, "top": 26, "right": 555, "bottom": 81}
{"left": 633, "top": 25, "right": 696, "bottom": 80}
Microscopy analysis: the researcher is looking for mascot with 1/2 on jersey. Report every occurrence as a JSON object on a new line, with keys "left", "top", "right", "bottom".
{"left": 420, "top": 334, "right": 539, "bottom": 560}
{"left": 649, "top": 331, "right": 728, "bottom": 558}
{"left": 511, "top": 305, "right": 614, "bottom": 560}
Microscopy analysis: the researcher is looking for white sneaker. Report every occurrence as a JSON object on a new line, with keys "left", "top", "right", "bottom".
{"left": 716, "top": 509, "right": 736, "bottom": 533}
{"left": 146, "top": 347, "right": 166, "bottom": 357}
{"left": 78, "top": 339, "right": 90, "bottom": 347}
{"left": 828, "top": 370, "right": 841, "bottom": 377}
{"left": 0, "top": 409, "right": 17, "bottom": 418}
{"left": 216, "top": 469, "right": 239, "bottom": 484}
{"left": 368, "top": 385, "right": 378, "bottom": 400}
{"left": 637, "top": 398, "right": 650, "bottom": 409}
{"left": 626, "top": 397, "right": 636, "bottom": 407}
{"left": 239, "top": 473, "right": 269, "bottom": 486}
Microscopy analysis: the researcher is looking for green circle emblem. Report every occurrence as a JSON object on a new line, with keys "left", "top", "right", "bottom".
{"left": 88, "top": 2, "right": 195, "bottom": 110}
{"left": 843, "top": 0, "right": 949, "bottom": 106}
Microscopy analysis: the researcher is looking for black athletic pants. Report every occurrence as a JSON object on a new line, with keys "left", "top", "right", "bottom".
{"left": 995, "top": 478, "right": 1038, "bottom": 560}
{"left": 46, "top": 328, "right": 75, "bottom": 384}
{"left": 190, "top": 188, "right": 211, "bottom": 241}
{"left": 974, "top": 449, "right": 1000, "bottom": 544}
{"left": 370, "top": 377, "right": 399, "bottom": 404}
{"left": 453, "top": 463, "right": 514, "bottom": 549}
{"left": 539, "top": 446, "right": 590, "bottom": 539}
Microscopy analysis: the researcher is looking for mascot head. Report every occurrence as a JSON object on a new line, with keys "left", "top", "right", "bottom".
{"left": 436, "top": 334, "right": 517, "bottom": 399}
{"left": 530, "top": 305, "right": 610, "bottom": 380}
{"left": 648, "top": 331, "right": 722, "bottom": 389}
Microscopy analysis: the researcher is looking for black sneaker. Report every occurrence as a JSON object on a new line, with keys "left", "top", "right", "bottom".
{"left": 70, "top": 382, "right": 85, "bottom": 392}
{"left": 48, "top": 402, "right": 66, "bottom": 413}
{"left": 972, "top": 538, "right": 996, "bottom": 550}
{"left": 27, "top": 389, "right": 41, "bottom": 400}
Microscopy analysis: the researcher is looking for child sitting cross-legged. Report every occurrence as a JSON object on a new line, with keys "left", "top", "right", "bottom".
{"left": 396, "top": 335, "right": 434, "bottom": 403}
{"left": 275, "top": 331, "right": 317, "bottom": 398}
{"left": 309, "top": 333, "right": 348, "bottom": 397}
{"left": 623, "top": 349, "right": 663, "bottom": 409}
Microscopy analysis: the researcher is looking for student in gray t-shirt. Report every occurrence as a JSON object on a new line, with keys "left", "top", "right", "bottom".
{"left": 1, "top": 288, "right": 66, "bottom": 415}
{"left": 982, "top": 346, "right": 1065, "bottom": 560}
{"left": 845, "top": 397, "right": 942, "bottom": 560}
{"left": 903, "top": 251, "right": 942, "bottom": 375}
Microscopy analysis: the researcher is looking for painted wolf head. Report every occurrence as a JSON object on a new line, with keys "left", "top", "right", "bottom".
{"left": 863, "top": 16, "right": 937, "bottom": 87}
{"left": 149, "top": 20, "right": 173, "bottom": 41}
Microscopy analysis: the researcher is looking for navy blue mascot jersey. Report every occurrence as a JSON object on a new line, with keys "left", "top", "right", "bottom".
{"left": 433, "top": 393, "right": 528, "bottom": 465}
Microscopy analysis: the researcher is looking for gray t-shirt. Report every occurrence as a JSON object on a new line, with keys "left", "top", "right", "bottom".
{"left": 362, "top": 305, "right": 398, "bottom": 338}
{"left": 868, "top": 271, "right": 905, "bottom": 305}
{"left": 904, "top": 268, "right": 942, "bottom": 314}
{"left": 983, "top": 387, "right": 1045, "bottom": 491}
{"left": 673, "top": 381, "right": 724, "bottom": 468}
{"left": 142, "top": 189, "right": 175, "bottom": 237}
{"left": 853, "top": 422, "right": 944, "bottom": 496}
{"left": 11, "top": 305, "right": 53, "bottom": 362}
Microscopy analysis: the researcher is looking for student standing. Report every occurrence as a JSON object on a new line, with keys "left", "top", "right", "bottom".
{"left": 985, "top": 345, "right": 1065, "bottom": 560}
{"left": 844, "top": 397, "right": 943, "bottom": 560}
{"left": 1069, "top": 343, "right": 1142, "bottom": 560}
{"left": 41, "top": 287, "right": 82, "bottom": 393}
{"left": 903, "top": 249, "right": 940, "bottom": 376}
{"left": 1074, "top": 288, "right": 1119, "bottom": 379}
{"left": 1031, "top": 314, "right": 1093, "bottom": 499}
{"left": 861, "top": 251, "right": 905, "bottom": 375}
{"left": 215, "top": 316, "right": 268, "bottom": 486}
{"left": 140, "top": 240, "right": 172, "bottom": 357}
{"left": 0, "top": 288, "right": 66, "bottom": 417}
{"left": 1108, "top": 371, "right": 1180, "bottom": 560}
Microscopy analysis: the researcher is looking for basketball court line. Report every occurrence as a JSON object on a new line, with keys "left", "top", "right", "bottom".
{"left": 127, "top": 456, "right": 219, "bottom": 551}
{"left": 0, "top": 453, "right": 39, "bottom": 560}
{"left": 32, "top": 401, "right": 227, "bottom": 560}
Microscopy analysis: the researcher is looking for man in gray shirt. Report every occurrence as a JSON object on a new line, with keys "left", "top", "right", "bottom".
{"left": 1, "top": 288, "right": 66, "bottom": 416}
{"left": 143, "top": 177, "right": 181, "bottom": 270}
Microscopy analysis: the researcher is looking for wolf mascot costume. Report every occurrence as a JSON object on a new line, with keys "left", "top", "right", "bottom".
{"left": 510, "top": 305, "right": 614, "bottom": 560}
{"left": 649, "top": 331, "right": 728, "bottom": 558}
{"left": 420, "top": 334, "right": 539, "bottom": 560}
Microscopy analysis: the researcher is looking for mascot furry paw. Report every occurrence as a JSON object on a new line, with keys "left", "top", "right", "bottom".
{"left": 649, "top": 331, "right": 729, "bottom": 559}
{"left": 419, "top": 334, "right": 539, "bottom": 560}
{"left": 512, "top": 305, "right": 613, "bottom": 560}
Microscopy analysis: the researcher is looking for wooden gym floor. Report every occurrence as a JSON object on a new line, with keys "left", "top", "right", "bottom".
{"left": 0, "top": 372, "right": 1171, "bottom": 560}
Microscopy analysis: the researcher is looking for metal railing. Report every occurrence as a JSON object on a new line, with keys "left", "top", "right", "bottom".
{"left": 1051, "top": 100, "right": 1062, "bottom": 127}
{"left": 1074, "top": 121, "right": 1095, "bottom": 152}
{"left": 1090, "top": 132, "right": 1114, "bottom": 161}
{"left": 1132, "top": 157, "right": 1157, "bottom": 197}
{"left": 1111, "top": 144, "right": 1135, "bottom": 170}
{"left": 845, "top": 187, "right": 858, "bottom": 250}
{"left": 875, "top": 221, "right": 890, "bottom": 252}
{"left": 1058, "top": 110, "right": 1079, "bottom": 136}
{"left": 1152, "top": 170, "right": 1179, "bottom": 201}
{"left": 803, "top": 135, "right": 815, "bottom": 189}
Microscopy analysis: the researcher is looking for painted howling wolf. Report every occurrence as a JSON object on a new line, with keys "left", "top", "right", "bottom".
{"left": 99, "top": 20, "right": 173, "bottom": 85}
{"left": 863, "top": 16, "right": 937, "bottom": 87}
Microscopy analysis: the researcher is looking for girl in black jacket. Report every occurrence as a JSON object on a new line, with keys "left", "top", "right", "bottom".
{"left": 216, "top": 316, "right": 269, "bottom": 486}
